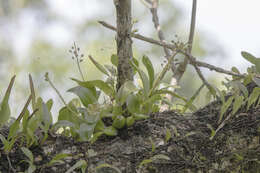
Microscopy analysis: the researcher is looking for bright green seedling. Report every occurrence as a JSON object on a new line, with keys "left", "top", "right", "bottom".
{"left": 181, "top": 83, "right": 204, "bottom": 113}
{"left": 165, "top": 128, "right": 172, "bottom": 143}
{"left": 241, "top": 51, "right": 260, "bottom": 74}
{"left": 65, "top": 160, "right": 87, "bottom": 173}
{"left": 218, "top": 95, "right": 234, "bottom": 123}
{"left": 0, "top": 75, "right": 16, "bottom": 128}
{"left": 247, "top": 87, "right": 260, "bottom": 110}
{"left": 0, "top": 95, "right": 32, "bottom": 153}
{"left": 139, "top": 154, "right": 170, "bottom": 168}
{"left": 47, "top": 153, "right": 71, "bottom": 166}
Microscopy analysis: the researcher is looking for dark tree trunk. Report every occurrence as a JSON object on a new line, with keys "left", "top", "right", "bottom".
{"left": 114, "top": 0, "right": 133, "bottom": 90}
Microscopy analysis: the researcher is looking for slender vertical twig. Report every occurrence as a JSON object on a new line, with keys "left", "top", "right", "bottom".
{"left": 44, "top": 72, "right": 78, "bottom": 115}
{"left": 187, "top": 0, "right": 197, "bottom": 53}
{"left": 29, "top": 74, "right": 36, "bottom": 110}
{"left": 183, "top": 0, "right": 213, "bottom": 92}
{"left": 142, "top": 0, "right": 176, "bottom": 72}
{"left": 173, "top": 0, "right": 197, "bottom": 82}
{"left": 44, "top": 72, "right": 67, "bottom": 107}
{"left": 73, "top": 42, "right": 85, "bottom": 81}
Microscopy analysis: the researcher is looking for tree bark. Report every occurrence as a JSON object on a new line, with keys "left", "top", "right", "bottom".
{"left": 114, "top": 0, "right": 133, "bottom": 90}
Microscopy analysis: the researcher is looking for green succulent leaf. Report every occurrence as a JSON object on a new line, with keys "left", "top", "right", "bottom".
{"left": 216, "top": 88, "right": 226, "bottom": 104}
{"left": 58, "top": 107, "right": 81, "bottom": 127}
{"left": 48, "top": 153, "right": 70, "bottom": 166}
{"left": 130, "top": 60, "right": 150, "bottom": 97}
{"left": 207, "top": 124, "right": 216, "bottom": 140}
{"left": 112, "top": 115, "right": 126, "bottom": 129}
{"left": 134, "top": 113, "right": 149, "bottom": 120}
{"left": 142, "top": 55, "right": 155, "bottom": 88}
{"left": 0, "top": 134, "right": 8, "bottom": 148}
{"left": 243, "top": 74, "right": 253, "bottom": 86}
{"left": 219, "top": 95, "right": 235, "bottom": 123}
{"left": 89, "top": 55, "right": 110, "bottom": 76}
{"left": 78, "top": 123, "right": 95, "bottom": 141}
{"left": 232, "top": 95, "right": 244, "bottom": 115}
{"left": 46, "top": 99, "right": 53, "bottom": 111}
{"left": 241, "top": 51, "right": 260, "bottom": 73}
{"left": 116, "top": 81, "right": 137, "bottom": 104}
{"left": 65, "top": 160, "right": 87, "bottom": 173}
{"left": 94, "top": 120, "right": 105, "bottom": 131}
{"left": 182, "top": 84, "right": 204, "bottom": 113}
{"left": 165, "top": 128, "right": 171, "bottom": 143}
{"left": 141, "top": 94, "right": 161, "bottom": 113}
{"left": 76, "top": 79, "right": 115, "bottom": 98}
{"left": 126, "top": 116, "right": 135, "bottom": 127}
{"left": 42, "top": 102, "right": 53, "bottom": 126}
{"left": 110, "top": 54, "right": 118, "bottom": 66}
{"left": 78, "top": 108, "right": 92, "bottom": 123}
{"left": 9, "top": 95, "right": 32, "bottom": 140}
{"left": 112, "top": 105, "right": 123, "bottom": 117}
{"left": 0, "top": 75, "right": 15, "bottom": 128}
{"left": 132, "top": 57, "right": 139, "bottom": 67}
{"left": 139, "top": 159, "right": 153, "bottom": 167}
{"left": 151, "top": 154, "right": 171, "bottom": 161}
{"left": 231, "top": 66, "right": 240, "bottom": 74}
{"left": 247, "top": 87, "right": 260, "bottom": 110}
{"left": 22, "top": 109, "right": 30, "bottom": 132}
{"left": 8, "top": 120, "right": 20, "bottom": 141}
{"left": 230, "top": 81, "right": 249, "bottom": 98}
{"left": 90, "top": 131, "right": 104, "bottom": 143}
{"left": 126, "top": 93, "right": 140, "bottom": 113}
{"left": 142, "top": 94, "right": 161, "bottom": 105}
{"left": 103, "top": 126, "right": 118, "bottom": 136}
{"left": 68, "top": 86, "right": 97, "bottom": 107}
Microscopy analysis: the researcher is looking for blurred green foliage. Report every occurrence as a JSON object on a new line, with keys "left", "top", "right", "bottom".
{"left": 0, "top": 0, "right": 223, "bottom": 117}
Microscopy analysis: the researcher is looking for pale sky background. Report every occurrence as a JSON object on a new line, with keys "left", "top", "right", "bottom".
{"left": 13, "top": 0, "right": 260, "bottom": 72}
{"left": 180, "top": 0, "right": 260, "bottom": 72}
{"left": 5, "top": 0, "right": 260, "bottom": 119}
{"left": 45, "top": 0, "right": 260, "bottom": 72}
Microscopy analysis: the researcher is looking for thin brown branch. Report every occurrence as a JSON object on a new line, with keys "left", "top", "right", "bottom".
{"left": 99, "top": 21, "right": 245, "bottom": 78}
{"left": 186, "top": 0, "right": 213, "bottom": 91}
{"left": 187, "top": 0, "right": 197, "bottom": 53}
{"left": 182, "top": 51, "right": 245, "bottom": 78}
{"left": 44, "top": 73, "right": 78, "bottom": 116}
{"left": 29, "top": 74, "right": 36, "bottom": 109}
{"left": 149, "top": 0, "right": 172, "bottom": 60}
{"left": 99, "top": 21, "right": 176, "bottom": 50}
{"left": 174, "top": 0, "right": 197, "bottom": 82}
{"left": 193, "top": 63, "right": 213, "bottom": 92}
{"left": 17, "top": 95, "right": 32, "bottom": 122}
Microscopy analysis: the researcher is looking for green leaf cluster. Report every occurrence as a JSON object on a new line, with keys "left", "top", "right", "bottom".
{"left": 55, "top": 54, "right": 187, "bottom": 142}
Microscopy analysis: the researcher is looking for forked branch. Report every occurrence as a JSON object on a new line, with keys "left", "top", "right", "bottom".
{"left": 99, "top": 21, "right": 245, "bottom": 78}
